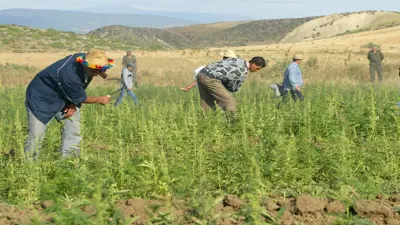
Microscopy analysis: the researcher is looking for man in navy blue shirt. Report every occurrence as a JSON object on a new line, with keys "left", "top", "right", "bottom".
{"left": 25, "top": 49, "right": 115, "bottom": 158}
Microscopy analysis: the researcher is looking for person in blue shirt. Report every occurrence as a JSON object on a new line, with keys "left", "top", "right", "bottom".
{"left": 114, "top": 63, "right": 139, "bottom": 106}
{"left": 282, "top": 54, "right": 305, "bottom": 103}
{"left": 24, "top": 49, "right": 115, "bottom": 159}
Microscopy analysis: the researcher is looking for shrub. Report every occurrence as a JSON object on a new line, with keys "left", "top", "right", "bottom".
{"left": 12, "top": 49, "right": 25, "bottom": 53}
{"left": 361, "top": 42, "right": 380, "bottom": 49}
{"left": 270, "top": 59, "right": 291, "bottom": 73}
{"left": 305, "top": 56, "right": 319, "bottom": 69}
{"left": 147, "top": 44, "right": 166, "bottom": 51}
{"left": 49, "top": 42, "right": 66, "bottom": 49}
{"left": 2, "top": 39, "right": 11, "bottom": 45}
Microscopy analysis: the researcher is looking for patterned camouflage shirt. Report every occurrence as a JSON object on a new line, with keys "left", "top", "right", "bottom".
{"left": 200, "top": 58, "right": 249, "bottom": 92}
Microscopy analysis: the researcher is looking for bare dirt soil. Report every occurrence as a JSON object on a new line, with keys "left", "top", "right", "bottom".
{"left": 1, "top": 194, "right": 399, "bottom": 225}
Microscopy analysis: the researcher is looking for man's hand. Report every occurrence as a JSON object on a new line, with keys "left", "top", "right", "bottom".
{"left": 295, "top": 85, "right": 301, "bottom": 91}
{"left": 64, "top": 104, "right": 77, "bottom": 118}
{"left": 180, "top": 87, "right": 189, "bottom": 92}
{"left": 98, "top": 96, "right": 111, "bottom": 105}
{"left": 128, "top": 88, "right": 133, "bottom": 91}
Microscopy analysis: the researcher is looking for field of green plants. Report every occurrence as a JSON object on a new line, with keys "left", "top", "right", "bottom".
{"left": 1, "top": 74, "right": 400, "bottom": 224}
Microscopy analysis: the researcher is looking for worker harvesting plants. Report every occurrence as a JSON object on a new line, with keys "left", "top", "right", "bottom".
{"left": 24, "top": 49, "right": 114, "bottom": 159}
{"left": 196, "top": 56, "right": 267, "bottom": 113}
{"left": 180, "top": 50, "right": 237, "bottom": 92}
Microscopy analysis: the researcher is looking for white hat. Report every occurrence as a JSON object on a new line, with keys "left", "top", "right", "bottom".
{"left": 292, "top": 54, "right": 304, "bottom": 60}
{"left": 220, "top": 50, "right": 237, "bottom": 58}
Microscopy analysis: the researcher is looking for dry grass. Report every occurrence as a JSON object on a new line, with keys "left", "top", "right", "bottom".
{"left": 280, "top": 11, "right": 400, "bottom": 43}
{"left": 0, "top": 26, "right": 399, "bottom": 88}
{"left": 166, "top": 21, "right": 251, "bottom": 39}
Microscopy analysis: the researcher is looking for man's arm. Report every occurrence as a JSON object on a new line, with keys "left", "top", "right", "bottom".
{"left": 180, "top": 81, "right": 197, "bottom": 92}
{"left": 84, "top": 96, "right": 110, "bottom": 105}
{"left": 380, "top": 51, "right": 384, "bottom": 61}
{"left": 133, "top": 56, "right": 138, "bottom": 72}
{"left": 367, "top": 52, "right": 372, "bottom": 61}
{"left": 288, "top": 65, "right": 298, "bottom": 90}
{"left": 122, "top": 56, "right": 127, "bottom": 67}
{"left": 63, "top": 96, "right": 109, "bottom": 118}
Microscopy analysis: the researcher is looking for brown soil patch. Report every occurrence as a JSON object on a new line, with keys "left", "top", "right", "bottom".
{"left": 0, "top": 194, "right": 399, "bottom": 224}
{"left": 326, "top": 200, "right": 346, "bottom": 214}
{"left": 0, "top": 203, "right": 32, "bottom": 225}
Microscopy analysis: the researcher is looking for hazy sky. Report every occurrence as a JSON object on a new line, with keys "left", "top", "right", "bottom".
{"left": 0, "top": 0, "right": 399, "bottom": 19}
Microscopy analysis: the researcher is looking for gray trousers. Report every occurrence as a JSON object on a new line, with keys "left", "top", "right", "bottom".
{"left": 24, "top": 107, "right": 82, "bottom": 159}
{"left": 370, "top": 64, "right": 383, "bottom": 82}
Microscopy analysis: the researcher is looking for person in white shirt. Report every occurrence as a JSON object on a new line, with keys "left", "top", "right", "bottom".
{"left": 180, "top": 50, "right": 237, "bottom": 92}
{"left": 114, "top": 63, "right": 138, "bottom": 106}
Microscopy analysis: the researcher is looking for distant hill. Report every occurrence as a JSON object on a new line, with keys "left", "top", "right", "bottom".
{"left": 80, "top": 4, "right": 255, "bottom": 23}
{"left": 87, "top": 10, "right": 400, "bottom": 49}
{"left": 192, "top": 17, "right": 318, "bottom": 47}
{"left": 280, "top": 11, "right": 400, "bottom": 43}
{"left": 165, "top": 21, "right": 251, "bottom": 42}
{"left": 88, "top": 26, "right": 188, "bottom": 50}
{"left": 0, "top": 24, "right": 130, "bottom": 52}
{"left": 89, "top": 17, "right": 318, "bottom": 49}
{"left": 0, "top": 8, "right": 197, "bottom": 33}
{"left": 2, "top": 10, "right": 400, "bottom": 52}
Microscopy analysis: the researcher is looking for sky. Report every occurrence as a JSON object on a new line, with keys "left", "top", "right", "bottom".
{"left": 0, "top": 0, "right": 399, "bottom": 19}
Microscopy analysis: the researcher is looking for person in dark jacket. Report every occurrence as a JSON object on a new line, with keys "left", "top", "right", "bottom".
{"left": 367, "top": 46, "right": 384, "bottom": 82}
{"left": 24, "top": 49, "right": 115, "bottom": 159}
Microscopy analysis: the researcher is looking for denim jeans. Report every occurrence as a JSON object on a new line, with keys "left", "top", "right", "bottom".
{"left": 114, "top": 89, "right": 138, "bottom": 106}
{"left": 24, "top": 107, "right": 82, "bottom": 159}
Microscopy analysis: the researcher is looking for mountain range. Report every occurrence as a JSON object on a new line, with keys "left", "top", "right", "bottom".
{"left": 1, "top": 10, "right": 400, "bottom": 52}
{"left": 79, "top": 4, "right": 255, "bottom": 23}
{"left": 0, "top": 8, "right": 197, "bottom": 33}
{"left": 0, "top": 7, "right": 254, "bottom": 33}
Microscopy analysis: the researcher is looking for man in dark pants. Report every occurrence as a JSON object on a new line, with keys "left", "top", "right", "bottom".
{"left": 367, "top": 46, "right": 384, "bottom": 82}
{"left": 282, "top": 54, "right": 305, "bottom": 103}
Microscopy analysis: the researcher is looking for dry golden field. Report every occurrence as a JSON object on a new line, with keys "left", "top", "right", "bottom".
{"left": 0, "top": 26, "right": 399, "bottom": 88}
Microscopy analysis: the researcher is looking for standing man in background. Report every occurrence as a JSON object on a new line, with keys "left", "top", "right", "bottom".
{"left": 122, "top": 50, "right": 137, "bottom": 68}
{"left": 282, "top": 54, "right": 305, "bottom": 103}
{"left": 367, "top": 46, "right": 384, "bottom": 82}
